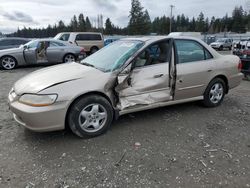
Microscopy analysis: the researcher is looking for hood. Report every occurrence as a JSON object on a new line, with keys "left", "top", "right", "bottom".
{"left": 0, "top": 47, "right": 22, "bottom": 54}
{"left": 210, "top": 42, "right": 222, "bottom": 45}
{"left": 14, "top": 62, "right": 103, "bottom": 94}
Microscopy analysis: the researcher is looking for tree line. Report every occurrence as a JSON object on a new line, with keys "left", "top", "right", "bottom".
{"left": 8, "top": 0, "right": 250, "bottom": 38}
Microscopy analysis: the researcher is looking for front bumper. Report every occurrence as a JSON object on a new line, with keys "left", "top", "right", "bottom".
{"left": 9, "top": 100, "right": 68, "bottom": 132}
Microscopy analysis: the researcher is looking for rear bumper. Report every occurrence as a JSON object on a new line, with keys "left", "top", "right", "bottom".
{"left": 9, "top": 100, "right": 68, "bottom": 132}
{"left": 77, "top": 53, "right": 86, "bottom": 61}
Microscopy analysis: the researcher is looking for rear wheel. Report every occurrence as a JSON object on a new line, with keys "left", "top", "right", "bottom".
{"left": 63, "top": 54, "right": 76, "bottom": 63}
{"left": 90, "top": 47, "right": 99, "bottom": 54}
{"left": 68, "top": 95, "right": 113, "bottom": 137}
{"left": 202, "top": 78, "right": 226, "bottom": 107}
{"left": 219, "top": 46, "right": 223, "bottom": 51}
{"left": 0, "top": 56, "right": 17, "bottom": 70}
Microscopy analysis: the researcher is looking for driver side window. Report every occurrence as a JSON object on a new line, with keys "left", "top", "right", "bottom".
{"left": 134, "top": 40, "right": 170, "bottom": 68}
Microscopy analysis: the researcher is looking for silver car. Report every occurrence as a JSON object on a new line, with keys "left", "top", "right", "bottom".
{"left": 210, "top": 38, "right": 233, "bottom": 51}
{"left": 8, "top": 36, "right": 243, "bottom": 137}
{"left": 0, "top": 39, "right": 86, "bottom": 70}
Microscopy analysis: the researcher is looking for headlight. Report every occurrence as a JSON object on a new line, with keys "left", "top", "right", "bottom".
{"left": 19, "top": 94, "right": 57, "bottom": 107}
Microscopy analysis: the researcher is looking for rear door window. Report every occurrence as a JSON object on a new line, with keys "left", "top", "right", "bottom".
{"left": 49, "top": 41, "right": 65, "bottom": 47}
{"left": 59, "top": 34, "right": 70, "bottom": 41}
{"left": 76, "top": 34, "right": 102, "bottom": 41}
{"left": 175, "top": 40, "right": 213, "bottom": 64}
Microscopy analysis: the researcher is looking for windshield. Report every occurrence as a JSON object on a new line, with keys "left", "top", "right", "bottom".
{"left": 217, "top": 39, "right": 226, "bottom": 42}
{"left": 81, "top": 40, "right": 143, "bottom": 72}
{"left": 24, "top": 40, "right": 39, "bottom": 48}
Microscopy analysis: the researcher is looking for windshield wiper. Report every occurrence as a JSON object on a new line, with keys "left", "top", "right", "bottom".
{"left": 81, "top": 62, "right": 95, "bottom": 68}
{"left": 80, "top": 62, "right": 107, "bottom": 72}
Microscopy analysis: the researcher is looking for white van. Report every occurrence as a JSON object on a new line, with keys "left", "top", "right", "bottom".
{"left": 54, "top": 32, "right": 104, "bottom": 54}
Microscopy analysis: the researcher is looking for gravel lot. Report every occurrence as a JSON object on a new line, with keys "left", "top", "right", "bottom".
{"left": 0, "top": 51, "right": 250, "bottom": 188}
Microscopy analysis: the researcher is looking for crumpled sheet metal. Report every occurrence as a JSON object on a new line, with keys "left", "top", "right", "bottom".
{"left": 118, "top": 90, "right": 171, "bottom": 110}
{"left": 115, "top": 69, "right": 171, "bottom": 110}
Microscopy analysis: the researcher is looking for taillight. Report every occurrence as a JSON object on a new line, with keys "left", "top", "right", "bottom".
{"left": 80, "top": 48, "right": 85, "bottom": 54}
{"left": 243, "top": 50, "right": 250, "bottom": 55}
{"left": 238, "top": 60, "right": 243, "bottom": 70}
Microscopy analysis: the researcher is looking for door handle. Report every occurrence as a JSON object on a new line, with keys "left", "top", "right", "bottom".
{"left": 154, "top": 74, "right": 164, "bottom": 78}
{"left": 207, "top": 70, "right": 213, "bottom": 72}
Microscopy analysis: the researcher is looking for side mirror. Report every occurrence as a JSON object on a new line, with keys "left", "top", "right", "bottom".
{"left": 120, "top": 63, "right": 132, "bottom": 75}
{"left": 23, "top": 45, "right": 28, "bottom": 50}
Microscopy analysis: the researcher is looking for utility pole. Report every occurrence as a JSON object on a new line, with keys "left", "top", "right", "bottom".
{"left": 170, "top": 5, "right": 174, "bottom": 33}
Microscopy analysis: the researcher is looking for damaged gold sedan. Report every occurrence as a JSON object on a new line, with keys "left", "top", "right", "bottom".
{"left": 8, "top": 36, "right": 243, "bottom": 137}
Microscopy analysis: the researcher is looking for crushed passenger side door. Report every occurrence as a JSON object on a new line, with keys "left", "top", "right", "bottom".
{"left": 115, "top": 39, "right": 175, "bottom": 110}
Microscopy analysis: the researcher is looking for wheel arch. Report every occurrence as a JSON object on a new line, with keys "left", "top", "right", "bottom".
{"left": 90, "top": 46, "right": 99, "bottom": 51}
{"left": 209, "top": 74, "right": 229, "bottom": 94}
{"left": 64, "top": 91, "right": 115, "bottom": 129}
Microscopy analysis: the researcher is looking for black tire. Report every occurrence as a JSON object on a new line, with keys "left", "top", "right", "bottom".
{"left": 202, "top": 78, "right": 226, "bottom": 107}
{"left": 63, "top": 54, "right": 76, "bottom": 63}
{"left": 219, "top": 46, "right": 223, "bottom": 51}
{"left": 229, "top": 46, "right": 232, "bottom": 51}
{"left": 68, "top": 95, "right": 113, "bottom": 137}
{"left": 0, "top": 56, "right": 17, "bottom": 70}
{"left": 90, "top": 47, "right": 99, "bottom": 54}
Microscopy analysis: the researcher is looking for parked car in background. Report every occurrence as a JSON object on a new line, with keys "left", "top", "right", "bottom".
{"left": 54, "top": 32, "right": 104, "bottom": 54}
{"left": 232, "top": 40, "right": 250, "bottom": 76}
{"left": 0, "top": 37, "right": 30, "bottom": 50}
{"left": 210, "top": 38, "right": 233, "bottom": 51}
{"left": 0, "top": 39, "right": 86, "bottom": 70}
{"left": 8, "top": 36, "right": 243, "bottom": 137}
{"left": 104, "top": 37, "right": 120, "bottom": 46}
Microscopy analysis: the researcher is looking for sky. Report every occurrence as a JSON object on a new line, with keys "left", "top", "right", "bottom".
{"left": 0, "top": 0, "right": 249, "bottom": 34}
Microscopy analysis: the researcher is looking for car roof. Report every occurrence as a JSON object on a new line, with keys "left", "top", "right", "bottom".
{"left": 120, "top": 36, "right": 221, "bottom": 58}
{"left": 57, "top": 32, "right": 102, "bottom": 35}
{"left": 0, "top": 37, "right": 31, "bottom": 40}
{"left": 32, "top": 38, "right": 65, "bottom": 42}
{"left": 120, "top": 35, "right": 204, "bottom": 43}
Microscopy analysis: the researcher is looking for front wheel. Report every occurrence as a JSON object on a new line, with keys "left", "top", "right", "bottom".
{"left": 68, "top": 95, "right": 114, "bottom": 137}
{"left": 0, "top": 56, "right": 17, "bottom": 70}
{"left": 202, "top": 78, "right": 226, "bottom": 107}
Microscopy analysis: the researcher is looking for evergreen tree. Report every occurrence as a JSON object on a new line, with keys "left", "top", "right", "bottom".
{"left": 105, "top": 18, "right": 113, "bottom": 34}
{"left": 232, "top": 6, "right": 246, "bottom": 33}
{"left": 128, "top": 0, "right": 149, "bottom": 35}
{"left": 78, "top": 14, "right": 86, "bottom": 32}
{"left": 70, "top": 15, "right": 78, "bottom": 31}
{"left": 196, "top": 12, "right": 206, "bottom": 32}
{"left": 85, "top": 17, "right": 92, "bottom": 31}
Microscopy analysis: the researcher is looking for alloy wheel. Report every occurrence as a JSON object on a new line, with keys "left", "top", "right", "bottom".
{"left": 78, "top": 104, "right": 108, "bottom": 133}
{"left": 64, "top": 54, "right": 75, "bottom": 63}
{"left": 209, "top": 83, "right": 224, "bottom": 104}
{"left": 1, "top": 57, "right": 16, "bottom": 70}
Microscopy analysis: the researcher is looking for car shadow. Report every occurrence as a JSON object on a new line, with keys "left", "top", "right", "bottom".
{"left": 22, "top": 101, "right": 203, "bottom": 142}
